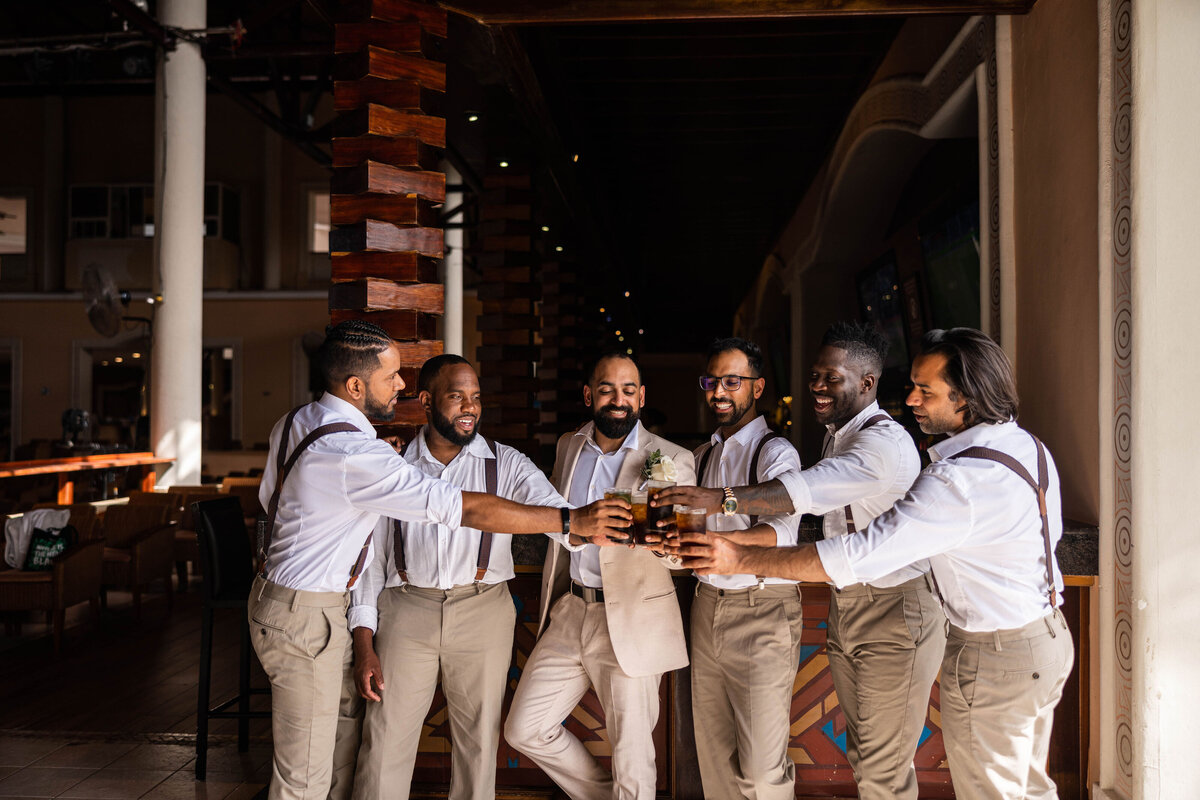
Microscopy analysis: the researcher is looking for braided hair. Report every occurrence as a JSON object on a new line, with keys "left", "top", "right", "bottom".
{"left": 316, "top": 319, "right": 394, "bottom": 392}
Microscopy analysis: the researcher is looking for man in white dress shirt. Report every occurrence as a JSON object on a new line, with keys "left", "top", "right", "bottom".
{"left": 347, "top": 355, "right": 569, "bottom": 800}
{"left": 683, "top": 327, "right": 1074, "bottom": 800}
{"left": 679, "top": 338, "right": 804, "bottom": 800}
{"left": 504, "top": 352, "right": 696, "bottom": 800}
{"left": 250, "top": 321, "right": 627, "bottom": 800}
{"left": 790, "top": 321, "right": 939, "bottom": 800}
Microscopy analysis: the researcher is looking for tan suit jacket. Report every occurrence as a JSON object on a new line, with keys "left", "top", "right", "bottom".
{"left": 537, "top": 422, "right": 696, "bottom": 677}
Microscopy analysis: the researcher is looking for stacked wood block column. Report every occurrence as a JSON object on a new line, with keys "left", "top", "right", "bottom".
{"left": 537, "top": 258, "right": 594, "bottom": 464}
{"left": 476, "top": 171, "right": 539, "bottom": 458}
{"left": 329, "top": 0, "right": 446, "bottom": 442}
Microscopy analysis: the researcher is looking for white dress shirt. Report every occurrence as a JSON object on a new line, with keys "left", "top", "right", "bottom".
{"left": 346, "top": 427, "right": 567, "bottom": 632}
{"left": 697, "top": 416, "right": 802, "bottom": 590}
{"left": 815, "top": 420, "right": 1065, "bottom": 631}
{"left": 779, "top": 402, "right": 924, "bottom": 588}
{"left": 257, "top": 394, "right": 463, "bottom": 594}
{"left": 567, "top": 421, "right": 642, "bottom": 588}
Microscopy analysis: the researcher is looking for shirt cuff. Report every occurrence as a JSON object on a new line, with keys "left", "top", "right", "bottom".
{"left": 814, "top": 537, "right": 858, "bottom": 589}
{"left": 346, "top": 604, "right": 378, "bottom": 633}
{"left": 429, "top": 485, "right": 464, "bottom": 529}
{"left": 777, "top": 469, "right": 812, "bottom": 516}
{"left": 763, "top": 517, "right": 799, "bottom": 547}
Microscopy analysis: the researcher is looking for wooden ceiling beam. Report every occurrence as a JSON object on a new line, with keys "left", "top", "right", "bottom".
{"left": 439, "top": 0, "right": 1034, "bottom": 24}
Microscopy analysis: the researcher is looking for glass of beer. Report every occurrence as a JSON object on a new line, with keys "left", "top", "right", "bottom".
{"left": 675, "top": 505, "right": 707, "bottom": 537}
{"left": 630, "top": 490, "right": 650, "bottom": 544}
{"left": 604, "top": 487, "right": 633, "bottom": 543}
{"left": 645, "top": 480, "right": 676, "bottom": 540}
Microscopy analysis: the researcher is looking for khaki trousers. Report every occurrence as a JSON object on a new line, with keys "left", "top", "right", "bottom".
{"left": 690, "top": 582, "right": 804, "bottom": 800}
{"left": 352, "top": 581, "right": 516, "bottom": 800}
{"left": 825, "top": 576, "right": 945, "bottom": 800}
{"left": 248, "top": 575, "right": 361, "bottom": 800}
{"left": 941, "top": 609, "right": 1075, "bottom": 800}
{"left": 504, "top": 593, "right": 663, "bottom": 800}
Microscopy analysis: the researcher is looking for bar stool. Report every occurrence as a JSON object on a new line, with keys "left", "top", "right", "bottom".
{"left": 192, "top": 497, "right": 270, "bottom": 780}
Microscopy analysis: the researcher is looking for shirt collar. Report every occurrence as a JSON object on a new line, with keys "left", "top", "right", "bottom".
{"left": 317, "top": 392, "right": 374, "bottom": 435}
{"left": 575, "top": 419, "right": 642, "bottom": 455}
{"left": 928, "top": 419, "right": 1016, "bottom": 462}
{"left": 711, "top": 414, "right": 768, "bottom": 447}
{"left": 412, "top": 425, "right": 495, "bottom": 465}
{"left": 826, "top": 400, "right": 883, "bottom": 439}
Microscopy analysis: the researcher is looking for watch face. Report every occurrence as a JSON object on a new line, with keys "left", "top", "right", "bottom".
{"left": 722, "top": 496, "right": 738, "bottom": 515}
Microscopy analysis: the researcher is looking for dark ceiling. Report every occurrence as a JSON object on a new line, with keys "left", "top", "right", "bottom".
{"left": 0, "top": 1, "right": 902, "bottom": 352}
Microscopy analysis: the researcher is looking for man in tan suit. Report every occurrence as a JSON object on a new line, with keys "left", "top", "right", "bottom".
{"left": 505, "top": 353, "right": 696, "bottom": 800}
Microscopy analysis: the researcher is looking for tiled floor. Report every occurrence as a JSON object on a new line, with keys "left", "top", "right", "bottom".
{"left": 0, "top": 582, "right": 270, "bottom": 799}
{"left": 0, "top": 738, "right": 268, "bottom": 799}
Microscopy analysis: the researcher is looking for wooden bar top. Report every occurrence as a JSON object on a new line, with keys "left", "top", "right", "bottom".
{"left": 0, "top": 452, "right": 174, "bottom": 478}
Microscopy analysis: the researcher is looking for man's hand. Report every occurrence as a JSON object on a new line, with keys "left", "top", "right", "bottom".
{"left": 380, "top": 435, "right": 406, "bottom": 454}
{"left": 352, "top": 627, "right": 385, "bottom": 702}
{"left": 651, "top": 485, "right": 724, "bottom": 516}
{"left": 570, "top": 498, "right": 633, "bottom": 542}
{"left": 678, "top": 533, "right": 747, "bottom": 576}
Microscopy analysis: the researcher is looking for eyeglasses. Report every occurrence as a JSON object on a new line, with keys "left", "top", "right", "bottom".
{"left": 698, "top": 374, "right": 756, "bottom": 391}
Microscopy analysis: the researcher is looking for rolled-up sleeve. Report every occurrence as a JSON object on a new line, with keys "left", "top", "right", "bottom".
{"left": 343, "top": 442, "right": 463, "bottom": 529}
{"left": 817, "top": 467, "right": 974, "bottom": 587}
{"left": 758, "top": 438, "right": 802, "bottom": 546}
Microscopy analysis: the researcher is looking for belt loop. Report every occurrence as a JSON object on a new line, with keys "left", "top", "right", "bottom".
{"left": 475, "top": 582, "right": 485, "bottom": 595}
{"left": 400, "top": 584, "right": 409, "bottom": 594}
{"left": 290, "top": 590, "right": 301, "bottom": 613}
{"left": 748, "top": 589, "right": 757, "bottom": 608}
{"left": 864, "top": 584, "right": 874, "bottom": 603}
{"left": 944, "top": 618, "right": 951, "bottom": 638}
{"left": 257, "top": 576, "right": 267, "bottom": 602}
{"left": 993, "top": 630, "right": 1003, "bottom": 651}
{"left": 694, "top": 582, "right": 701, "bottom": 598}
{"left": 1045, "top": 614, "right": 1058, "bottom": 638}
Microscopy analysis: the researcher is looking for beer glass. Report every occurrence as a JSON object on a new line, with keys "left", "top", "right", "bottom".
{"left": 604, "top": 487, "right": 633, "bottom": 543}
{"left": 675, "top": 506, "right": 707, "bottom": 536}
{"left": 645, "top": 479, "right": 676, "bottom": 539}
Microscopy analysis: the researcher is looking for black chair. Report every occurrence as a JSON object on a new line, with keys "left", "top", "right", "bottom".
{"left": 193, "top": 497, "right": 270, "bottom": 780}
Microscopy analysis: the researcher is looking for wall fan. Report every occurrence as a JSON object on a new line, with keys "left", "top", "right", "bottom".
{"left": 81, "top": 263, "right": 132, "bottom": 337}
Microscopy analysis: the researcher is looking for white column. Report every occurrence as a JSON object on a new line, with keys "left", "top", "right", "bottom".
{"left": 441, "top": 161, "right": 464, "bottom": 356}
{"left": 151, "top": 0, "right": 206, "bottom": 486}
{"left": 1129, "top": 0, "right": 1200, "bottom": 797}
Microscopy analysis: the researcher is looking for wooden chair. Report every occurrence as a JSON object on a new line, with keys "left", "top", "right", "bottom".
{"left": 127, "top": 490, "right": 185, "bottom": 523}
{"left": 192, "top": 496, "right": 270, "bottom": 779}
{"left": 100, "top": 504, "right": 176, "bottom": 618}
{"left": 173, "top": 491, "right": 225, "bottom": 587}
{"left": 0, "top": 505, "right": 104, "bottom": 653}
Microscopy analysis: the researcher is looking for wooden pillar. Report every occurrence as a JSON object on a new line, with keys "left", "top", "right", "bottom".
{"left": 476, "top": 171, "right": 539, "bottom": 458}
{"left": 329, "top": 0, "right": 446, "bottom": 442}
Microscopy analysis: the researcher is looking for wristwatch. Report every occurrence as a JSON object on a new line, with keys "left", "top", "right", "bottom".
{"left": 721, "top": 487, "right": 739, "bottom": 516}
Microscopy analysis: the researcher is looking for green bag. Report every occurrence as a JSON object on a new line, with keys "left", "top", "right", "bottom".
{"left": 23, "top": 525, "right": 79, "bottom": 571}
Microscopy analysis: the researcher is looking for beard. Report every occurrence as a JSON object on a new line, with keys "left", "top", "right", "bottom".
{"left": 711, "top": 394, "right": 756, "bottom": 427}
{"left": 593, "top": 404, "right": 639, "bottom": 440}
{"left": 363, "top": 391, "right": 396, "bottom": 422}
{"left": 430, "top": 407, "right": 478, "bottom": 447}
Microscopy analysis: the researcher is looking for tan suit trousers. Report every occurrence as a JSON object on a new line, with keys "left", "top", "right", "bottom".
{"left": 691, "top": 582, "right": 804, "bottom": 800}
{"left": 941, "top": 609, "right": 1074, "bottom": 800}
{"left": 248, "top": 575, "right": 361, "bottom": 800}
{"left": 824, "top": 575, "right": 945, "bottom": 800}
{"left": 352, "top": 581, "right": 516, "bottom": 800}
{"left": 505, "top": 593, "right": 663, "bottom": 800}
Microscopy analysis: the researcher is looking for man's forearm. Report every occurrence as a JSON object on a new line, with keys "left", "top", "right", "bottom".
{"left": 730, "top": 478, "right": 796, "bottom": 516}
{"left": 737, "top": 542, "right": 830, "bottom": 582}
{"left": 462, "top": 493, "right": 559, "bottom": 534}
{"left": 718, "top": 523, "right": 782, "bottom": 547}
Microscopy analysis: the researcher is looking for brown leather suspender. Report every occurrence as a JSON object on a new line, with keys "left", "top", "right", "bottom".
{"left": 697, "top": 430, "right": 783, "bottom": 525}
{"left": 259, "top": 405, "right": 360, "bottom": 585}
{"left": 838, "top": 413, "right": 892, "bottom": 533}
{"left": 394, "top": 436, "right": 499, "bottom": 584}
{"left": 950, "top": 432, "right": 1059, "bottom": 608}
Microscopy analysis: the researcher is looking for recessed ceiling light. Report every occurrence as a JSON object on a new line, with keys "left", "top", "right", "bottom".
{"left": 499, "top": 161, "right": 509, "bottom": 168}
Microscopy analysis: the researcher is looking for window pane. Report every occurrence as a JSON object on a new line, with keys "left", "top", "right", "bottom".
{"left": 0, "top": 196, "right": 27, "bottom": 254}
{"left": 309, "top": 191, "right": 330, "bottom": 253}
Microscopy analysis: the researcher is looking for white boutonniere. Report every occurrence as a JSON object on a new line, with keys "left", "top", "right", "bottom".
{"left": 641, "top": 449, "right": 678, "bottom": 482}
